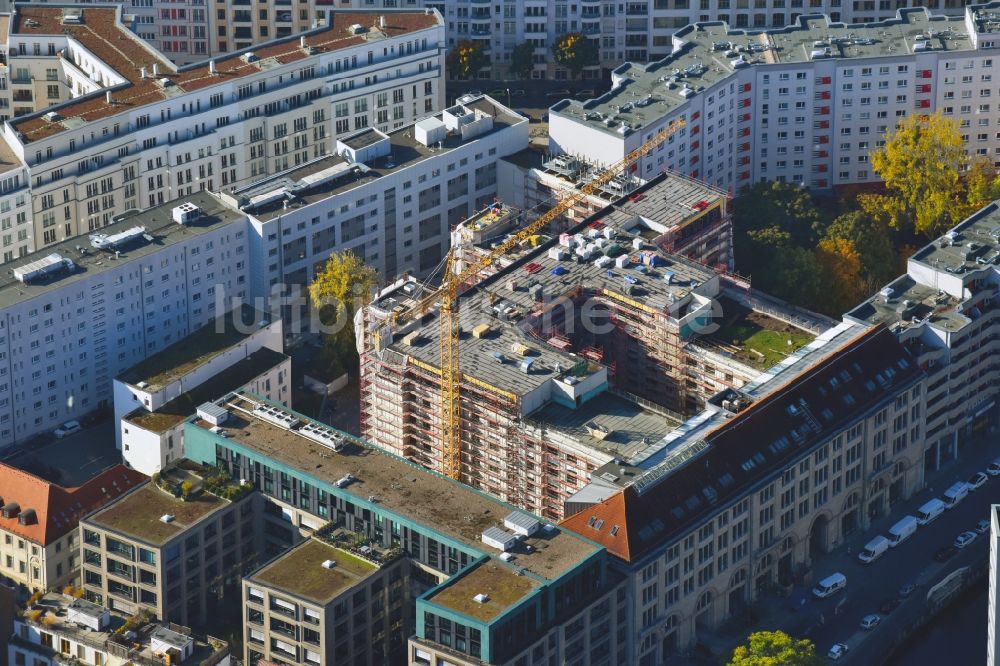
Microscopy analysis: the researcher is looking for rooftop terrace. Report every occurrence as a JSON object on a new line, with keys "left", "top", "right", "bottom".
{"left": 85, "top": 482, "right": 228, "bottom": 546}
{"left": 426, "top": 560, "right": 538, "bottom": 622}
{"left": 1, "top": 190, "right": 244, "bottom": 310}
{"left": 232, "top": 96, "right": 524, "bottom": 221}
{"left": 124, "top": 348, "right": 289, "bottom": 432}
{"left": 248, "top": 539, "right": 378, "bottom": 605}
{"left": 553, "top": 9, "right": 970, "bottom": 136}
{"left": 195, "top": 393, "right": 600, "bottom": 581}
{"left": 10, "top": 6, "right": 441, "bottom": 143}
{"left": 117, "top": 304, "right": 273, "bottom": 391}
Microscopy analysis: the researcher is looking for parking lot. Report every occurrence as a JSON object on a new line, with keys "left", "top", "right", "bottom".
{"left": 3, "top": 418, "right": 120, "bottom": 486}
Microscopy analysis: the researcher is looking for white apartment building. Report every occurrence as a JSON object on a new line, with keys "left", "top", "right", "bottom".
{"left": 0, "top": 189, "right": 249, "bottom": 447}
{"left": 990, "top": 503, "right": 1000, "bottom": 666}
{"left": 0, "top": 4, "right": 445, "bottom": 264}
{"left": 220, "top": 94, "right": 529, "bottom": 293}
{"left": 550, "top": 4, "right": 1000, "bottom": 194}
{"left": 113, "top": 305, "right": 287, "bottom": 475}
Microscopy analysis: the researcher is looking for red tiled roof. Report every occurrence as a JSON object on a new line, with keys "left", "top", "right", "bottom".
{"left": 0, "top": 463, "right": 147, "bottom": 545}
{"left": 562, "top": 325, "right": 922, "bottom": 563}
{"left": 10, "top": 6, "right": 440, "bottom": 143}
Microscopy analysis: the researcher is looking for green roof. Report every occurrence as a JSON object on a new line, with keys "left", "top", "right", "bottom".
{"left": 87, "top": 483, "right": 228, "bottom": 545}
{"left": 427, "top": 561, "right": 538, "bottom": 622}
{"left": 250, "top": 539, "right": 377, "bottom": 604}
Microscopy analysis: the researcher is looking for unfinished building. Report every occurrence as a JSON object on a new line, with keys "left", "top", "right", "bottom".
{"left": 357, "top": 178, "right": 810, "bottom": 520}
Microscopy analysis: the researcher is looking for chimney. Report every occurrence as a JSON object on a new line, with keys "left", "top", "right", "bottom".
{"left": 140, "top": 66, "right": 147, "bottom": 79}
{"left": 209, "top": 60, "right": 217, "bottom": 75}
{"left": 105, "top": 90, "right": 113, "bottom": 105}
{"left": 300, "top": 36, "right": 307, "bottom": 48}
{"left": 152, "top": 63, "right": 160, "bottom": 76}
{"left": 379, "top": 15, "right": 386, "bottom": 29}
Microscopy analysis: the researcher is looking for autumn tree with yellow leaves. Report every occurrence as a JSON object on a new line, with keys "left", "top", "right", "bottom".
{"left": 728, "top": 630, "right": 821, "bottom": 666}
{"left": 552, "top": 33, "right": 598, "bottom": 79}
{"left": 308, "top": 250, "right": 379, "bottom": 377}
{"left": 446, "top": 40, "right": 489, "bottom": 80}
{"left": 861, "top": 112, "right": 1000, "bottom": 237}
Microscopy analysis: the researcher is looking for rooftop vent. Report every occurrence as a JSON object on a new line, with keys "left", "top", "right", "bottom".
{"left": 160, "top": 514, "right": 175, "bottom": 524}
{"left": 348, "top": 24, "right": 366, "bottom": 35}
{"left": 253, "top": 404, "right": 300, "bottom": 429}
{"left": 158, "top": 78, "right": 173, "bottom": 88}
{"left": 43, "top": 111, "right": 60, "bottom": 122}
{"left": 298, "top": 422, "right": 346, "bottom": 452}
{"left": 90, "top": 225, "right": 147, "bottom": 252}
{"left": 61, "top": 9, "right": 83, "bottom": 25}
{"left": 172, "top": 202, "right": 202, "bottom": 225}
{"left": 473, "top": 593, "right": 489, "bottom": 604}
{"left": 13, "top": 253, "right": 75, "bottom": 284}
{"left": 240, "top": 52, "right": 258, "bottom": 64}
{"left": 321, "top": 559, "right": 337, "bottom": 569}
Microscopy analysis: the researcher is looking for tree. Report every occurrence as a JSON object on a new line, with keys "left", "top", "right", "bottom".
{"left": 510, "top": 42, "right": 535, "bottom": 80}
{"left": 728, "top": 630, "right": 820, "bottom": 666}
{"left": 552, "top": 33, "right": 598, "bottom": 80}
{"left": 446, "top": 40, "right": 488, "bottom": 80}
{"left": 824, "top": 210, "right": 897, "bottom": 292}
{"left": 864, "top": 112, "right": 967, "bottom": 237}
{"left": 308, "top": 251, "right": 379, "bottom": 377}
{"left": 966, "top": 156, "right": 1000, "bottom": 210}
{"left": 815, "top": 237, "right": 868, "bottom": 315}
{"left": 768, "top": 247, "right": 825, "bottom": 311}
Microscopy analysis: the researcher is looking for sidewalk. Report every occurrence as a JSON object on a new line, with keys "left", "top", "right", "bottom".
{"left": 673, "top": 429, "right": 1000, "bottom": 664}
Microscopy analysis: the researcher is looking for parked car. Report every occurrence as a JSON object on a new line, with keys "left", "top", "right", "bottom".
{"left": 968, "top": 471, "right": 988, "bottom": 490}
{"left": 860, "top": 614, "right": 881, "bottom": 630}
{"left": 511, "top": 89, "right": 525, "bottom": 97}
{"left": 898, "top": 582, "right": 916, "bottom": 598}
{"left": 827, "top": 643, "right": 849, "bottom": 660}
{"left": 53, "top": 420, "right": 81, "bottom": 439}
{"left": 955, "top": 530, "right": 978, "bottom": 548}
{"left": 988, "top": 458, "right": 1000, "bottom": 476}
{"left": 977, "top": 519, "right": 991, "bottom": 534}
{"left": 545, "top": 88, "right": 571, "bottom": 98}
{"left": 577, "top": 89, "right": 596, "bottom": 99}
{"left": 934, "top": 545, "right": 958, "bottom": 562}
{"left": 879, "top": 597, "right": 902, "bottom": 614}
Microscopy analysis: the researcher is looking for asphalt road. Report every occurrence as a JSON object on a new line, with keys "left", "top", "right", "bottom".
{"left": 789, "top": 446, "right": 999, "bottom": 663}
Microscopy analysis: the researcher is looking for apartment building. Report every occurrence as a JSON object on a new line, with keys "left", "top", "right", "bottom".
{"left": 845, "top": 200, "right": 1000, "bottom": 474}
{"left": 9, "top": 593, "right": 231, "bottom": 666}
{"left": 113, "top": 305, "right": 285, "bottom": 474}
{"left": 0, "top": 464, "right": 145, "bottom": 592}
{"left": 183, "top": 391, "right": 630, "bottom": 666}
{"left": 991, "top": 503, "right": 1000, "bottom": 666}
{"left": 0, "top": 4, "right": 445, "bottom": 260}
{"left": 79, "top": 472, "right": 260, "bottom": 627}
{"left": 561, "top": 324, "right": 926, "bottom": 663}
{"left": 243, "top": 538, "right": 410, "bottom": 666}
{"left": 220, "top": 94, "right": 529, "bottom": 295}
{"left": 549, "top": 5, "right": 1000, "bottom": 195}
{"left": 0, "top": 189, "right": 248, "bottom": 448}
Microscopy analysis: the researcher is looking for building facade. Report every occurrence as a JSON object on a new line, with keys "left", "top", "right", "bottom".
{"left": 183, "top": 391, "right": 630, "bottom": 666}
{"left": 0, "top": 464, "right": 145, "bottom": 592}
{"left": 549, "top": 4, "right": 1000, "bottom": 195}
{"left": 79, "top": 476, "right": 260, "bottom": 627}
{"left": 0, "top": 4, "right": 445, "bottom": 263}
{"left": 991, "top": 503, "right": 1000, "bottom": 666}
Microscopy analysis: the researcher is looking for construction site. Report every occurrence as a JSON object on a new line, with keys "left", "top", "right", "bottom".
{"left": 357, "top": 169, "right": 819, "bottom": 520}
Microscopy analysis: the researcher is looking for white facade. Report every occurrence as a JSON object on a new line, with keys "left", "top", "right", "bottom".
{"left": 0, "top": 189, "right": 249, "bottom": 447}
{"left": 549, "top": 5, "right": 1000, "bottom": 194}
{"left": 0, "top": 5, "right": 446, "bottom": 265}
{"left": 990, "top": 503, "right": 1000, "bottom": 666}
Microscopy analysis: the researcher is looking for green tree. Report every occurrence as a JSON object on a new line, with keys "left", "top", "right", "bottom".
{"left": 308, "top": 251, "right": 379, "bottom": 377}
{"left": 824, "top": 210, "right": 897, "bottom": 292}
{"left": 510, "top": 42, "right": 535, "bottom": 80}
{"left": 552, "top": 33, "right": 598, "bottom": 79}
{"left": 446, "top": 40, "right": 489, "bottom": 80}
{"left": 864, "top": 112, "right": 967, "bottom": 237}
{"left": 768, "top": 247, "right": 826, "bottom": 311}
{"left": 728, "top": 630, "right": 820, "bottom": 666}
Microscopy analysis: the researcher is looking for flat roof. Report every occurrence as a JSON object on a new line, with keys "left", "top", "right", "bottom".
{"left": 124, "top": 348, "right": 288, "bottom": 432}
{"left": 237, "top": 96, "right": 524, "bottom": 221}
{"left": 341, "top": 128, "right": 386, "bottom": 151}
{"left": 248, "top": 539, "right": 378, "bottom": 605}
{"left": 117, "top": 305, "right": 272, "bottom": 391}
{"left": 198, "top": 393, "right": 600, "bottom": 581}
{"left": 527, "top": 393, "right": 680, "bottom": 464}
{"left": 86, "top": 482, "right": 229, "bottom": 546}
{"left": 425, "top": 560, "right": 538, "bottom": 622}
{"left": 11, "top": 6, "right": 441, "bottom": 143}
{"left": 553, "top": 9, "right": 970, "bottom": 136}
{"left": 0, "top": 190, "right": 244, "bottom": 310}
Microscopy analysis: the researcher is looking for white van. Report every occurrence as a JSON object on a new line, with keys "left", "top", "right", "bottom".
{"left": 858, "top": 535, "right": 890, "bottom": 564}
{"left": 812, "top": 572, "right": 847, "bottom": 598}
{"left": 943, "top": 481, "right": 969, "bottom": 509}
{"left": 887, "top": 516, "right": 918, "bottom": 547}
{"left": 916, "top": 498, "right": 946, "bottom": 526}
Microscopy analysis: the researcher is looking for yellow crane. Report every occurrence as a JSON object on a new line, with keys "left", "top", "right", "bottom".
{"left": 436, "top": 119, "right": 686, "bottom": 479}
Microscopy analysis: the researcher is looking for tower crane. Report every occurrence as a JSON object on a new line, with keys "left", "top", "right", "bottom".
{"left": 433, "top": 119, "right": 686, "bottom": 479}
